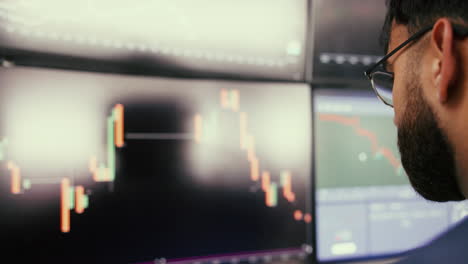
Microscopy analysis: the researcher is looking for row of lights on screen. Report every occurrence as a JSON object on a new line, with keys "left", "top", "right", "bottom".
{"left": 319, "top": 53, "right": 382, "bottom": 66}
{"left": 0, "top": 23, "right": 303, "bottom": 68}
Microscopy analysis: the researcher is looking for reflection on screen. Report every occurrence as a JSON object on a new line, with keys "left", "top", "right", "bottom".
{"left": 0, "top": 0, "right": 307, "bottom": 80}
{"left": 0, "top": 66, "right": 313, "bottom": 263}
{"left": 314, "top": 89, "right": 468, "bottom": 262}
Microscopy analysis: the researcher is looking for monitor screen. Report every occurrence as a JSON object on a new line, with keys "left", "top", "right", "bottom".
{"left": 311, "top": 0, "right": 386, "bottom": 83}
{"left": 0, "top": 66, "right": 313, "bottom": 263}
{"left": 0, "top": 0, "right": 308, "bottom": 81}
{"left": 314, "top": 89, "right": 468, "bottom": 262}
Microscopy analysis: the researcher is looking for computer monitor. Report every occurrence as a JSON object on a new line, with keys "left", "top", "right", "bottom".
{"left": 310, "top": 0, "right": 386, "bottom": 84}
{"left": 0, "top": 0, "right": 308, "bottom": 81}
{"left": 0, "top": 66, "right": 313, "bottom": 263}
{"left": 313, "top": 88, "right": 468, "bottom": 262}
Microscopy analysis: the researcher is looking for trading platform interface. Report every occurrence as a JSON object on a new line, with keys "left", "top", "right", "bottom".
{"left": 0, "top": 66, "right": 313, "bottom": 263}
{"left": 314, "top": 89, "right": 468, "bottom": 262}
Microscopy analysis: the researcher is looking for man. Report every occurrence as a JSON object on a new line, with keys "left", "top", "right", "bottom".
{"left": 364, "top": 0, "right": 468, "bottom": 262}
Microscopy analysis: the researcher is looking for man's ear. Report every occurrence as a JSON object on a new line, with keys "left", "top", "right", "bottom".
{"left": 431, "top": 18, "right": 457, "bottom": 103}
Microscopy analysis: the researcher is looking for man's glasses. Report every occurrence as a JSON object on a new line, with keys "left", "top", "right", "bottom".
{"left": 364, "top": 24, "right": 468, "bottom": 107}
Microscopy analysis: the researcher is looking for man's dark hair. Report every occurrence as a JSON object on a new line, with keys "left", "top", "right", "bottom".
{"left": 381, "top": 0, "right": 468, "bottom": 52}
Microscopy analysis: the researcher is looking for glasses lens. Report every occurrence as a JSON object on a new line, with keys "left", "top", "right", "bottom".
{"left": 371, "top": 71, "right": 394, "bottom": 106}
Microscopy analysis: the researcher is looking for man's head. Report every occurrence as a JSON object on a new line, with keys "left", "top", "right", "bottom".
{"left": 378, "top": 0, "right": 468, "bottom": 202}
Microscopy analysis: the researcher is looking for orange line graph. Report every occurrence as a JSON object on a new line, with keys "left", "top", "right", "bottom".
{"left": 319, "top": 114, "right": 360, "bottom": 126}
{"left": 355, "top": 127, "right": 379, "bottom": 153}
{"left": 378, "top": 148, "right": 401, "bottom": 169}
{"left": 319, "top": 113, "right": 402, "bottom": 170}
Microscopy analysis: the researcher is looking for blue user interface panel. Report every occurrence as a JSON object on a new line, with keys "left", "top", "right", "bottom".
{"left": 314, "top": 89, "right": 468, "bottom": 262}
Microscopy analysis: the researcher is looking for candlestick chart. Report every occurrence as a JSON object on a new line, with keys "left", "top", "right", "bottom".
{"left": 1, "top": 104, "right": 125, "bottom": 233}
{"left": 0, "top": 67, "right": 312, "bottom": 263}
{"left": 1, "top": 92, "right": 311, "bottom": 233}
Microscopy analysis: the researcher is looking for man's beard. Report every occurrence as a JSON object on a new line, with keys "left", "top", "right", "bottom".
{"left": 397, "top": 79, "right": 465, "bottom": 202}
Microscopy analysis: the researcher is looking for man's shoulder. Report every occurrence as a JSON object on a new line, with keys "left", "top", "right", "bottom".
{"left": 396, "top": 217, "right": 468, "bottom": 263}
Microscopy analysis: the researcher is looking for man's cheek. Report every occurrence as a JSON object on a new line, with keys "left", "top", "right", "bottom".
{"left": 392, "top": 79, "right": 405, "bottom": 127}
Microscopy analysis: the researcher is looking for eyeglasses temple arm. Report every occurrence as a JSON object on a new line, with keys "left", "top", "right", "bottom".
{"left": 364, "top": 25, "right": 434, "bottom": 77}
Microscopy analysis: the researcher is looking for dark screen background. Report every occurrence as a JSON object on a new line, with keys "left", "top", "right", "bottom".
{"left": 311, "top": 0, "right": 387, "bottom": 83}
{"left": 0, "top": 67, "right": 312, "bottom": 264}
